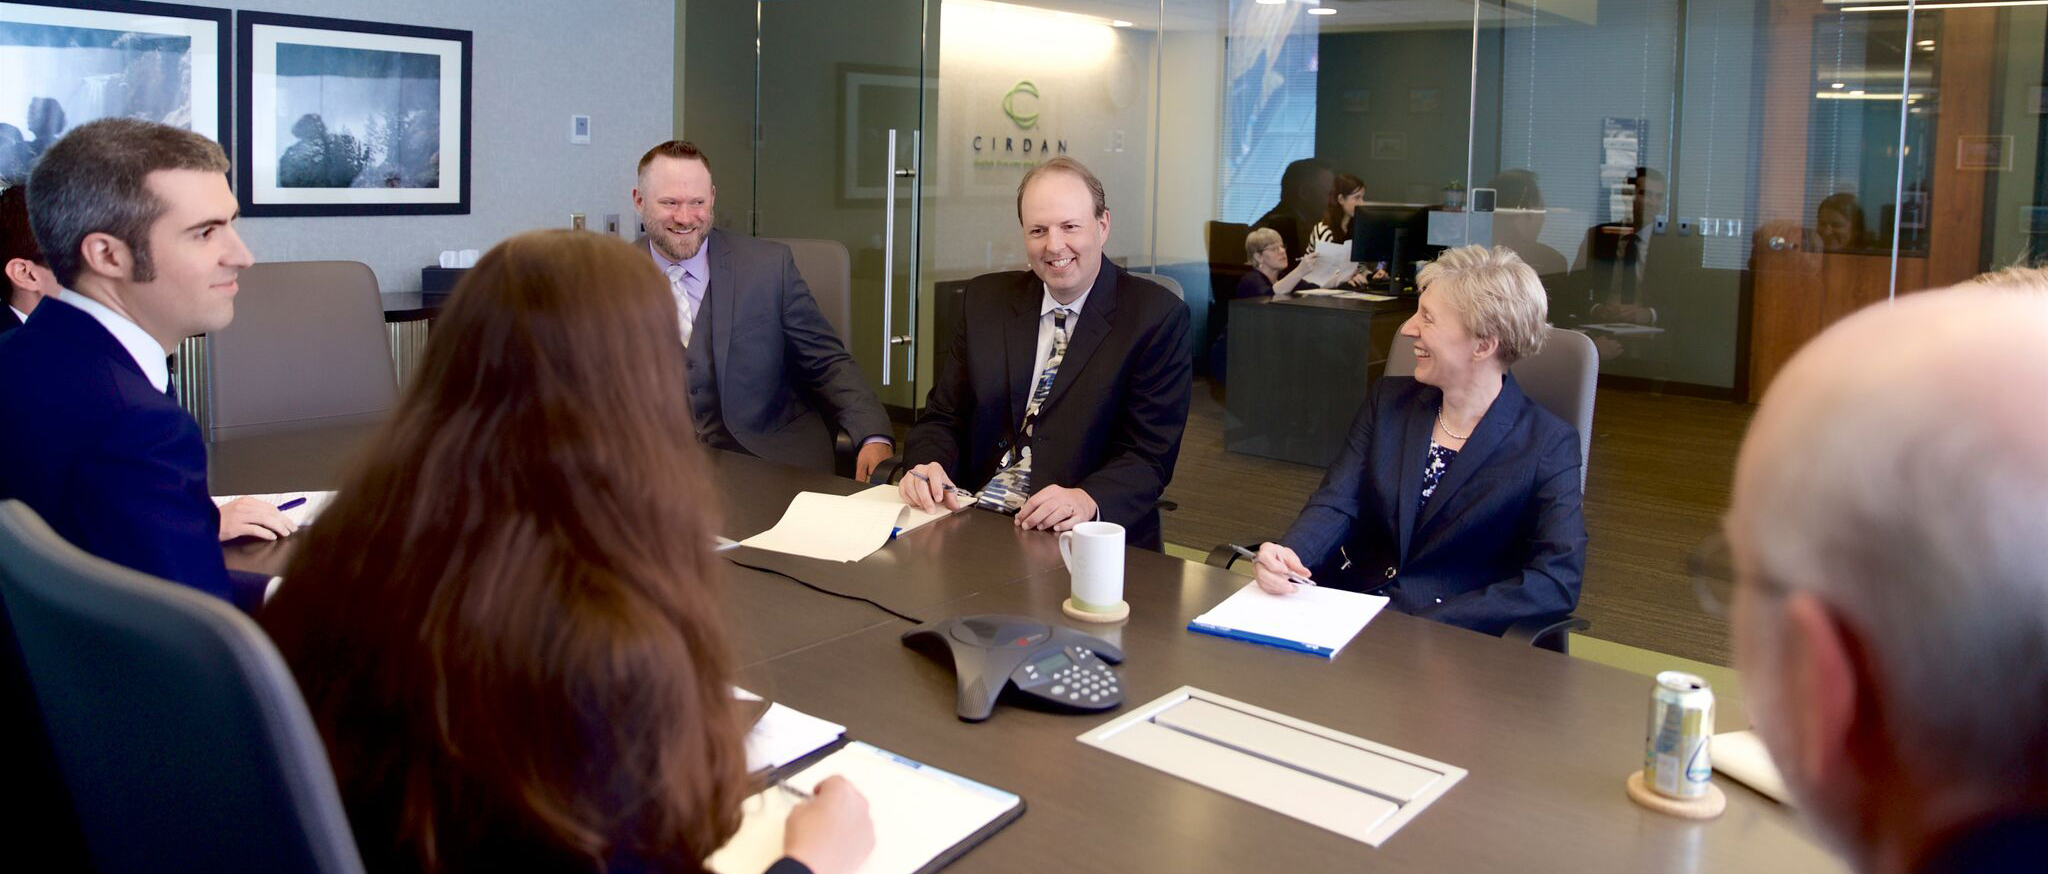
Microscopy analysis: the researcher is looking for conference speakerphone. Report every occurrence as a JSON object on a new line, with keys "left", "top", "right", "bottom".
{"left": 902, "top": 615, "right": 1125, "bottom": 722}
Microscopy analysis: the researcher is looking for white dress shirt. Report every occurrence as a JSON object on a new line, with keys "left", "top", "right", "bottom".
{"left": 57, "top": 290, "right": 170, "bottom": 393}
{"left": 8, "top": 305, "right": 25, "bottom": 325}
{"left": 1029, "top": 283, "right": 1092, "bottom": 394}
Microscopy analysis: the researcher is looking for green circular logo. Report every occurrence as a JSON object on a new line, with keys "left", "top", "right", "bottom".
{"left": 1002, "top": 80, "right": 1040, "bottom": 130}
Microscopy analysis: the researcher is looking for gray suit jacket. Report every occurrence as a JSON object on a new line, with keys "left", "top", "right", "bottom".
{"left": 640, "top": 229, "right": 891, "bottom": 471}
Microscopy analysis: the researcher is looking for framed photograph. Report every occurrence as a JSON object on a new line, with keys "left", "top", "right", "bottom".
{"left": 1407, "top": 87, "right": 1441, "bottom": 115}
{"left": 1956, "top": 135, "right": 2011, "bottom": 172}
{"left": 0, "top": 0, "right": 228, "bottom": 183}
{"left": 237, "top": 11, "right": 470, "bottom": 216}
{"left": 1371, "top": 132, "right": 1407, "bottom": 161}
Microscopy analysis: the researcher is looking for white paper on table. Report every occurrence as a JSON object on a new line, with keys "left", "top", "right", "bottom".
{"left": 1577, "top": 322, "right": 1665, "bottom": 336}
{"left": 1334, "top": 291, "right": 1396, "bottom": 302}
{"left": 849, "top": 484, "right": 963, "bottom": 535}
{"left": 211, "top": 491, "right": 336, "bottom": 527}
{"left": 1299, "top": 240, "right": 1359, "bottom": 289}
{"left": 739, "top": 491, "right": 907, "bottom": 562}
{"left": 1711, "top": 729, "right": 1790, "bottom": 805}
{"left": 1191, "top": 582, "right": 1389, "bottom": 657}
{"left": 736, "top": 688, "right": 846, "bottom": 773}
{"left": 707, "top": 742, "right": 1021, "bottom": 874}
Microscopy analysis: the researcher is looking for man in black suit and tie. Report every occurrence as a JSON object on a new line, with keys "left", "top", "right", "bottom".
{"left": 0, "top": 184, "right": 61, "bottom": 335}
{"left": 0, "top": 119, "right": 292, "bottom": 609}
{"left": 630, "top": 140, "right": 894, "bottom": 480}
{"left": 899, "top": 158, "right": 1192, "bottom": 550}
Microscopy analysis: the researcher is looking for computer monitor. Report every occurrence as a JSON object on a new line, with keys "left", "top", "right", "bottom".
{"left": 1350, "top": 206, "right": 1441, "bottom": 293}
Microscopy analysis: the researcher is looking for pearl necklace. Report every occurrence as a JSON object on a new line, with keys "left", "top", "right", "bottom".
{"left": 1437, "top": 406, "right": 1471, "bottom": 441}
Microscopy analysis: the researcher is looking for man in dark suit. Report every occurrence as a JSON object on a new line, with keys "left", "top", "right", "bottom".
{"left": 898, "top": 158, "right": 1192, "bottom": 550}
{"left": 630, "top": 140, "right": 894, "bottom": 479}
{"left": 0, "top": 184, "right": 60, "bottom": 335}
{"left": 1564, "top": 167, "right": 1704, "bottom": 363}
{"left": 0, "top": 118, "right": 290, "bottom": 610}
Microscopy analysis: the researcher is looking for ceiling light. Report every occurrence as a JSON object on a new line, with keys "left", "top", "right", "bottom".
{"left": 1111, "top": 19, "right": 1133, "bottom": 27}
{"left": 1256, "top": 0, "right": 1285, "bottom": 5}
{"left": 1309, "top": 6, "right": 1337, "bottom": 14}
{"left": 1831, "top": 82, "right": 1846, "bottom": 89}
{"left": 1849, "top": 89, "right": 1866, "bottom": 95}
{"left": 1917, "top": 40, "right": 1935, "bottom": 46}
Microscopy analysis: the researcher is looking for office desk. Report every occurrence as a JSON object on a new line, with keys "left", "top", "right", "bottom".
{"left": 746, "top": 547, "right": 1841, "bottom": 874}
{"left": 1225, "top": 294, "right": 1415, "bottom": 467}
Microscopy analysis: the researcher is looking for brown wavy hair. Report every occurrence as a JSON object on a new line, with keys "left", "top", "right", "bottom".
{"left": 262, "top": 230, "right": 746, "bottom": 873}
{"left": 1320, "top": 173, "right": 1366, "bottom": 243}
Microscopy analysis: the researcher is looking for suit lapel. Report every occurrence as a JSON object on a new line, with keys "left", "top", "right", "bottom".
{"left": 1004, "top": 276, "right": 1040, "bottom": 429}
{"left": 706, "top": 230, "right": 736, "bottom": 379}
{"left": 1040, "top": 257, "right": 1120, "bottom": 414}
{"left": 1415, "top": 373, "right": 1524, "bottom": 537}
{"left": 1394, "top": 383, "right": 1435, "bottom": 562}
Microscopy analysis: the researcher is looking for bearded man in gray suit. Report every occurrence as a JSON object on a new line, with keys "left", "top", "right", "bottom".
{"left": 631, "top": 140, "right": 893, "bottom": 479}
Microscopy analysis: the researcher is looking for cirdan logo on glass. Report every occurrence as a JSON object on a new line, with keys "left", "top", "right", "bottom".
{"left": 1002, "top": 80, "right": 1040, "bottom": 130}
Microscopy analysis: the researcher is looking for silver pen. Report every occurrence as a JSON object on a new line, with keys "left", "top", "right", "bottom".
{"left": 1229, "top": 544, "right": 1317, "bottom": 587}
{"left": 908, "top": 469, "right": 976, "bottom": 501}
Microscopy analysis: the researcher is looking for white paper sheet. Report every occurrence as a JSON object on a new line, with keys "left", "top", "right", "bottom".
{"left": 1190, "top": 582, "right": 1389, "bottom": 658}
{"left": 737, "top": 688, "right": 846, "bottom": 773}
{"left": 211, "top": 491, "right": 336, "bottom": 527}
{"left": 1577, "top": 322, "right": 1665, "bottom": 336}
{"left": 739, "top": 491, "right": 907, "bottom": 562}
{"left": 1299, "top": 240, "right": 1359, "bottom": 289}
{"left": 1711, "top": 730, "right": 1790, "bottom": 804}
{"left": 849, "top": 485, "right": 962, "bottom": 535}
{"left": 707, "top": 742, "right": 1021, "bottom": 874}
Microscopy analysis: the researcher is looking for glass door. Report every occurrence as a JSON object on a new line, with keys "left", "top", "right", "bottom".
{"left": 695, "top": 0, "right": 933, "bottom": 410}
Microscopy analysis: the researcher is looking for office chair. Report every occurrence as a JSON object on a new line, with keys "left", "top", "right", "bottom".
{"left": 207, "top": 260, "right": 397, "bottom": 442}
{"left": 0, "top": 501, "right": 366, "bottom": 873}
{"left": 767, "top": 238, "right": 865, "bottom": 479}
{"left": 1207, "top": 327, "right": 1598, "bottom": 653}
{"left": 1130, "top": 271, "right": 1186, "bottom": 302}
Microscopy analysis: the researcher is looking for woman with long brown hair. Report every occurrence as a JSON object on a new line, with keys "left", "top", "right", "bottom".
{"left": 1308, "top": 173, "right": 1385, "bottom": 287}
{"left": 261, "top": 230, "right": 871, "bottom": 874}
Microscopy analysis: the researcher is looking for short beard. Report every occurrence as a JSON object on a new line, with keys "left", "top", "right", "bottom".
{"left": 652, "top": 219, "right": 711, "bottom": 263}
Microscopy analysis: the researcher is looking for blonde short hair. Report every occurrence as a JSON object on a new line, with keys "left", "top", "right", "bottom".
{"left": 1244, "top": 227, "right": 1282, "bottom": 263}
{"left": 1968, "top": 263, "right": 2048, "bottom": 293}
{"left": 1414, "top": 245, "right": 1550, "bottom": 365}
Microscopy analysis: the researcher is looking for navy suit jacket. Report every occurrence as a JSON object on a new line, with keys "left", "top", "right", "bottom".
{"left": 0, "top": 299, "right": 231, "bottom": 603}
{"left": 639, "top": 230, "right": 891, "bottom": 471}
{"left": 904, "top": 257, "right": 1192, "bottom": 549}
{"left": 0, "top": 305, "right": 19, "bottom": 335}
{"left": 1279, "top": 373, "right": 1586, "bottom": 635}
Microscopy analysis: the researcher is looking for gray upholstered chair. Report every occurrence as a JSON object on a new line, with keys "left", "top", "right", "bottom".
{"left": 0, "top": 500, "right": 366, "bottom": 873}
{"left": 765, "top": 238, "right": 862, "bottom": 477}
{"left": 768, "top": 237, "right": 854, "bottom": 345}
{"left": 1207, "top": 327, "right": 1599, "bottom": 653}
{"left": 1386, "top": 326, "right": 1597, "bottom": 491}
{"left": 1130, "top": 270, "right": 1187, "bottom": 301}
{"left": 206, "top": 261, "right": 397, "bottom": 442}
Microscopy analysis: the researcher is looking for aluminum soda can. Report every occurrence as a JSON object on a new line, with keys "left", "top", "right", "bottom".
{"left": 1644, "top": 670, "right": 1715, "bottom": 798}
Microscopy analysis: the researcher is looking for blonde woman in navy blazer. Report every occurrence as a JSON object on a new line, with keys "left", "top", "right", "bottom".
{"left": 1253, "top": 245, "right": 1586, "bottom": 635}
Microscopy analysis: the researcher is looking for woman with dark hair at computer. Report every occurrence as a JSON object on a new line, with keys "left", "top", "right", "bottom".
{"left": 261, "top": 230, "right": 873, "bottom": 874}
{"left": 1249, "top": 245, "right": 1585, "bottom": 636}
{"left": 1306, "top": 174, "right": 1385, "bottom": 287}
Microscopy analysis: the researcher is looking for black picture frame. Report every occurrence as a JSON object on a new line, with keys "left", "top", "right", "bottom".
{"left": 0, "top": 0, "right": 231, "bottom": 182}
{"left": 236, "top": 11, "right": 471, "bottom": 216}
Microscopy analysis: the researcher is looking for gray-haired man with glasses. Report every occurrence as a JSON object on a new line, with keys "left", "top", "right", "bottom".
{"left": 1715, "top": 278, "right": 2048, "bottom": 873}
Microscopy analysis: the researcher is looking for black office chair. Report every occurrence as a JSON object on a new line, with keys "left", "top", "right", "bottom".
{"left": 0, "top": 500, "right": 366, "bottom": 873}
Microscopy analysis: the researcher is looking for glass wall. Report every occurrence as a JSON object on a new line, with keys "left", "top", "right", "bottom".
{"left": 691, "top": 0, "right": 2047, "bottom": 665}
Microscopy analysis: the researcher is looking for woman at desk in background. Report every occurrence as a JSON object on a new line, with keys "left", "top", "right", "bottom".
{"left": 1250, "top": 245, "right": 1585, "bottom": 636}
{"left": 1236, "top": 226, "right": 1320, "bottom": 298}
{"left": 1306, "top": 173, "right": 1388, "bottom": 288}
{"left": 261, "top": 231, "right": 874, "bottom": 874}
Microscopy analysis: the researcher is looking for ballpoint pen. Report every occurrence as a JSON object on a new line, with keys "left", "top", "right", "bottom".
{"left": 276, "top": 496, "right": 308, "bottom": 512}
{"left": 907, "top": 470, "right": 976, "bottom": 501}
{"left": 1228, "top": 544, "right": 1317, "bottom": 587}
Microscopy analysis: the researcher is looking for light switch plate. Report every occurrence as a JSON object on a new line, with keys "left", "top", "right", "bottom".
{"left": 570, "top": 213, "right": 586, "bottom": 231}
{"left": 569, "top": 114, "right": 591, "bottom": 145}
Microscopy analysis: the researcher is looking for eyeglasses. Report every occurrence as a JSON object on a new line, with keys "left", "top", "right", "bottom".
{"left": 1689, "top": 530, "right": 1788, "bottom": 618}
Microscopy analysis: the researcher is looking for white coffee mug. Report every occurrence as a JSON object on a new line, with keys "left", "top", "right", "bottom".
{"left": 1059, "top": 521, "right": 1126, "bottom": 611}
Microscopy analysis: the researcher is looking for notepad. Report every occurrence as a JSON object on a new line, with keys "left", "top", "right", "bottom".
{"left": 1189, "top": 582, "right": 1389, "bottom": 658}
{"left": 706, "top": 741, "right": 1024, "bottom": 874}
{"left": 1711, "top": 730, "right": 1790, "bottom": 805}
{"left": 211, "top": 491, "right": 337, "bottom": 527}
{"left": 739, "top": 488, "right": 963, "bottom": 562}
{"left": 737, "top": 688, "right": 846, "bottom": 774}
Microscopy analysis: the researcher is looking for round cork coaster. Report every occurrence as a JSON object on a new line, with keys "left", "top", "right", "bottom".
{"left": 1061, "top": 598, "right": 1129, "bottom": 623}
{"left": 1626, "top": 771, "right": 1727, "bottom": 820}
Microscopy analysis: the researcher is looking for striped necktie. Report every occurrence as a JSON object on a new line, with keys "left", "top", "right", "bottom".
{"left": 977, "top": 306, "right": 1073, "bottom": 513}
{"left": 665, "top": 262, "right": 697, "bottom": 346}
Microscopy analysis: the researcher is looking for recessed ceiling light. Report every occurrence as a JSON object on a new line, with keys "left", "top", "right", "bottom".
{"left": 1112, "top": 19, "right": 1133, "bottom": 27}
{"left": 1309, "top": 6, "right": 1337, "bottom": 14}
{"left": 1255, "top": 0, "right": 1284, "bottom": 5}
{"left": 1831, "top": 82, "right": 1846, "bottom": 89}
{"left": 1917, "top": 40, "right": 1936, "bottom": 46}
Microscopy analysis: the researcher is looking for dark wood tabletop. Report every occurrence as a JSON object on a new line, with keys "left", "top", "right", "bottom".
{"left": 206, "top": 427, "right": 1839, "bottom": 872}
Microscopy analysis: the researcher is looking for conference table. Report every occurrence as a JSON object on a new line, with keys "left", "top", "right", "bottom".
{"left": 212, "top": 427, "right": 1841, "bottom": 874}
